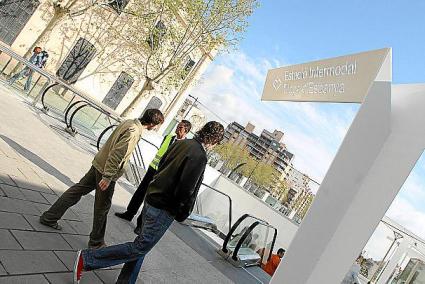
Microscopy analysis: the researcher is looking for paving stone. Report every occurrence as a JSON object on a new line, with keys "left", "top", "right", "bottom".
{"left": 0, "top": 230, "right": 22, "bottom": 250}
{"left": 0, "top": 197, "right": 40, "bottom": 215}
{"left": 53, "top": 251, "right": 76, "bottom": 271}
{"left": 0, "top": 212, "right": 32, "bottom": 230}
{"left": 44, "top": 271, "right": 102, "bottom": 284}
{"left": 11, "top": 230, "right": 73, "bottom": 251}
{"left": 0, "top": 184, "right": 26, "bottom": 199}
{"left": 8, "top": 177, "right": 54, "bottom": 194}
{"left": 40, "top": 192, "right": 58, "bottom": 204}
{"left": 23, "top": 215, "right": 76, "bottom": 235}
{"left": 0, "top": 175, "right": 17, "bottom": 186}
{"left": 32, "top": 203, "right": 51, "bottom": 215}
{"left": 0, "top": 250, "right": 67, "bottom": 274}
{"left": 0, "top": 187, "right": 5, "bottom": 197}
{"left": 19, "top": 189, "right": 49, "bottom": 204}
{"left": 17, "top": 166, "right": 45, "bottom": 184}
{"left": 0, "top": 274, "right": 49, "bottom": 283}
{"left": 94, "top": 269, "right": 121, "bottom": 283}
{"left": 67, "top": 220, "right": 91, "bottom": 235}
{"left": 61, "top": 233, "right": 89, "bottom": 250}
{"left": 0, "top": 262, "right": 7, "bottom": 275}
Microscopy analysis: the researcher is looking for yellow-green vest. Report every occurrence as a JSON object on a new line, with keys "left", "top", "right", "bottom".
{"left": 150, "top": 134, "right": 175, "bottom": 170}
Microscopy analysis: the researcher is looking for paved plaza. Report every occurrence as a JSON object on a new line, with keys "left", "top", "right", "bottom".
{"left": 0, "top": 84, "right": 263, "bottom": 283}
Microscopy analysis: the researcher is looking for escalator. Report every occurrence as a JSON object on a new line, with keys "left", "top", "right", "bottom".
{"left": 218, "top": 214, "right": 278, "bottom": 268}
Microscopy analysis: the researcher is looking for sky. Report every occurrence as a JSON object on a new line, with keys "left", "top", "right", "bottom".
{"left": 191, "top": 1, "right": 425, "bottom": 259}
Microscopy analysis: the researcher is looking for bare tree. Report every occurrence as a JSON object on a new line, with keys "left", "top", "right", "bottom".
{"left": 117, "top": 0, "right": 259, "bottom": 117}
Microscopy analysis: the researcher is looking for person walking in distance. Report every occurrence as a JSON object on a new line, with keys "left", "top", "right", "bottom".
{"left": 115, "top": 120, "right": 192, "bottom": 232}
{"left": 8, "top": 46, "right": 44, "bottom": 92}
{"left": 72, "top": 121, "right": 224, "bottom": 284}
{"left": 39, "top": 109, "right": 164, "bottom": 249}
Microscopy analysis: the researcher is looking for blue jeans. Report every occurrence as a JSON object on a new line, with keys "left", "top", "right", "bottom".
{"left": 8, "top": 68, "right": 33, "bottom": 91}
{"left": 82, "top": 203, "right": 174, "bottom": 284}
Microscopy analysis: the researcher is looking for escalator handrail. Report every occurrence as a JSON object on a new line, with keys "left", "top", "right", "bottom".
{"left": 222, "top": 214, "right": 278, "bottom": 253}
{"left": 200, "top": 183, "right": 232, "bottom": 234}
{"left": 64, "top": 100, "right": 87, "bottom": 127}
{"left": 232, "top": 220, "right": 260, "bottom": 261}
{"left": 222, "top": 213, "right": 250, "bottom": 253}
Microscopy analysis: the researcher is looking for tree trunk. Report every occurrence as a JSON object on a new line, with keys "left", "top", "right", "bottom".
{"left": 121, "top": 78, "right": 153, "bottom": 117}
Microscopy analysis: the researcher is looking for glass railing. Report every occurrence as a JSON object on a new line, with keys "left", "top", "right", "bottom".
{"left": 0, "top": 43, "right": 121, "bottom": 143}
{"left": 189, "top": 183, "right": 233, "bottom": 238}
{"left": 219, "top": 214, "right": 278, "bottom": 268}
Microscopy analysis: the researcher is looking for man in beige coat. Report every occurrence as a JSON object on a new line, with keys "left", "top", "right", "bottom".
{"left": 40, "top": 109, "right": 164, "bottom": 249}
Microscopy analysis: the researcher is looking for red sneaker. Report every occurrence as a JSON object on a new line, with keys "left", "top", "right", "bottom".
{"left": 73, "top": 250, "right": 84, "bottom": 284}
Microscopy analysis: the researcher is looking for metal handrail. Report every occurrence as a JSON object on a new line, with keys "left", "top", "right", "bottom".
{"left": 0, "top": 43, "right": 122, "bottom": 122}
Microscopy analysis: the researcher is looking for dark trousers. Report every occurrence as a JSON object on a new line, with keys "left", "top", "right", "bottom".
{"left": 40, "top": 166, "right": 115, "bottom": 246}
{"left": 126, "top": 166, "right": 156, "bottom": 224}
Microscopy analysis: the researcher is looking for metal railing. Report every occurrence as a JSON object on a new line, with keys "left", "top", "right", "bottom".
{"left": 0, "top": 43, "right": 122, "bottom": 141}
{"left": 0, "top": 43, "right": 121, "bottom": 118}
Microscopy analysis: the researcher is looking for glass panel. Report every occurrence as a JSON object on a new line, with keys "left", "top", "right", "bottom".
{"left": 56, "top": 38, "right": 96, "bottom": 84}
{"left": 193, "top": 184, "right": 232, "bottom": 235}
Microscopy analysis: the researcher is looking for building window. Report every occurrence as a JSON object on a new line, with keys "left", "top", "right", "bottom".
{"left": 102, "top": 72, "right": 134, "bottom": 110}
{"left": 0, "top": 0, "right": 40, "bottom": 45}
{"left": 108, "top": 0, "right": 130, "bottom": 14}
{"left": 182, "top": 57, "right": 196, "bottom": 79}
{"left": 147, "top": 21, "right": 166, "bottom": 50}
{"left": 141, "top": 96, "right": 162, "bottom": 116}
{"left": 56, "top": 38, "right": 96, "bottom": 84}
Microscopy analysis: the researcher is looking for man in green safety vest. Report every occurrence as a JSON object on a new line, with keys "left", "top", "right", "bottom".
{"left": 115, "top": 120, "right": 192, "bottom": 231}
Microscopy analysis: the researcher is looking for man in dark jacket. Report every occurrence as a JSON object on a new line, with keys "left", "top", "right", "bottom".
{"left": 72, "top": 121, "right": 224, "bottom": 284}
{"left": 114, "top": 120, "right": 192, "bottom": 229}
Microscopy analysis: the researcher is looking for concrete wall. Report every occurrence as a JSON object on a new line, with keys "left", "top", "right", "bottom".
{"left": 201, "top": 166, "right": 299, "bottom": 251}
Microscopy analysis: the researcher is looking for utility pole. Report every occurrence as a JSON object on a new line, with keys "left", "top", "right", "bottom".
{"left": 183, "top": 94, "right": 198, "bottom": 119}
{"left": 370, "top": 230, "right": 403, "bottom": 283}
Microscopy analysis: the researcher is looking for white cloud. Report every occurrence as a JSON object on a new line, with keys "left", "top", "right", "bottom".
{"left": 193, "top": 51, "right": 357, "bottom": 182}
{"left": 386, "top": 197, "right": 425, "bottom": 239}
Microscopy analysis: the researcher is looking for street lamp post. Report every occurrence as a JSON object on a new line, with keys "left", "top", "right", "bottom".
{"left": 371, "top": 230, "right": 404, "bottom": 283}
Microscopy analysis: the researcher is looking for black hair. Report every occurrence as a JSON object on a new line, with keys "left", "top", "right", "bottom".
{"left": 196, "top": 121, "right": 224, "bottom": 145}
{"left": 179, "top": 120, "right": 192, "bottom": 132}
{"left": 139, "top": 109, "right": 164, "bottom": 126}
{"left": 277, "top": 248, "right": 285, "bottom": 255}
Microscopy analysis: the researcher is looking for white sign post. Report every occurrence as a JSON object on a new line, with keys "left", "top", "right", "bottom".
{"left": 262, "top": 49, "right": 425, "bottom": 284}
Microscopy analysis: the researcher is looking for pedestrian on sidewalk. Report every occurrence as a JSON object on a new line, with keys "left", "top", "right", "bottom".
{"left": 115, "top": 120, "right": 192, "bottom": 232}
{"left": 39, "top": 109, "right": 164, "bottom": 249}
{"left": 8, "top": 46, "right": 44, "bottom": 92}
{"left": 72, "top": 121, "right": 224, "bottom": 284}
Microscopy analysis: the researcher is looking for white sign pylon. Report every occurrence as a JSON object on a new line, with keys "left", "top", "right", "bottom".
{"left": 261, "top": 49, "right": 425, "bottom": 283}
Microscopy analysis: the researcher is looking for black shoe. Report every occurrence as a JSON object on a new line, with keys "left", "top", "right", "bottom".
{"left": 134, "top": 227, "right": 142, "bottom": 235}
{"left": 115, "top": 212, "right": 133, "bottom": 221}
{"left": 39, "top": 216, "right": 63, "bottom": 230}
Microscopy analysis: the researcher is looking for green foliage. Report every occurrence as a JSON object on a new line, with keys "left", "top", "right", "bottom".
{"left": 212, "top": 142, "right": 281, "bottom": 189}
{"left": 250, "top": 162, "right": 279, "bottom": 189}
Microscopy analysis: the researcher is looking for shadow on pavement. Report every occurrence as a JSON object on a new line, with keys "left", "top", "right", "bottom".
{"left": 0, "top": 134, "right": 74, "bottom": 187}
